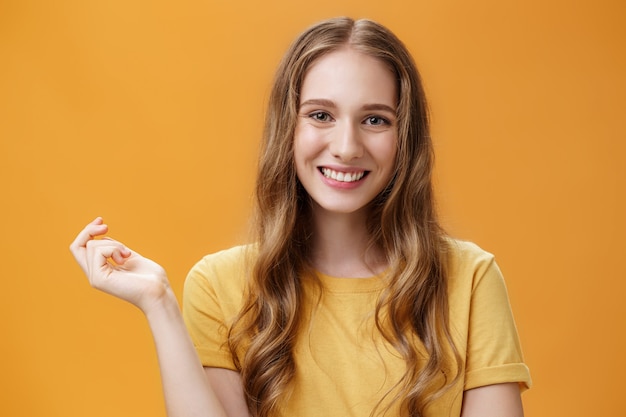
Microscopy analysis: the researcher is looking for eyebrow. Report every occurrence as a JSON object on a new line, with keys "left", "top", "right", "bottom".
{"left": 299, "top": 99, "right": 336, "bottom": 109}
{"left": 362, "top": 103, "right": 397, "bottom": 114}
{"left": 299, "top": 99, "right": 396, "bottom": 114}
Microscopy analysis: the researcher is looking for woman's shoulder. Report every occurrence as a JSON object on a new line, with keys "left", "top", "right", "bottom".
{"left": 443, "top": 237, "right": 504, "bottom": 292}
{"left": 185, "top": 244, "right": 256, "bottom": 290}
{"left": 444, "top": 237, "right": 496, "bottom": 269}
{"left": 196, "top": 244, "right": 255, "bottom": 267}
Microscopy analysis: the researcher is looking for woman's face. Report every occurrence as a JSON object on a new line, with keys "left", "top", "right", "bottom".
{"left": 294, "top": 47, "right": 398, "bottom": 218}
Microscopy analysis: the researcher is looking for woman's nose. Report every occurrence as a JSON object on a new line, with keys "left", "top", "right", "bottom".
{"left": 329, "top": 122, "right": 363, "bottom": 161}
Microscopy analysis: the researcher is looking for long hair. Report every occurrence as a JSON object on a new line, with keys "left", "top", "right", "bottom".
{"left": 228, "top": 17, "right": 462, "bottom": 417}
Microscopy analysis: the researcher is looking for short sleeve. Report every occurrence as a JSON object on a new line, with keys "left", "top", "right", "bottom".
{"left": 464, "top": 255, "right": 532, "bottom": 391}
{"left": 182, "top": 248, "right": 248, "bottom": 370}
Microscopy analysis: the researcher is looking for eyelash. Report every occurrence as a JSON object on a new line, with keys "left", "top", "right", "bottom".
{"left": 364, "top": 116, "right": 390, "bottom": 126}
{"left": 309, "top": 111, "right": 333, "bottom": 122}
{"left": 307, "top": 112, "right": 391, "bottom": 126}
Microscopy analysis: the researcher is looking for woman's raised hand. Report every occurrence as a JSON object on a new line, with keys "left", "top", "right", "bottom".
{"left": 69, "top": 217, "right": 171, "bottom": 314}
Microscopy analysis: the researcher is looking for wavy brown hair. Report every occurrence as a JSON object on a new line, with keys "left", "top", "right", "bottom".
{"left": 228, "top": 17, "right": 462, "bottom": 417}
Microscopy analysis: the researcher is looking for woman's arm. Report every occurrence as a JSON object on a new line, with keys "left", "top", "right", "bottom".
{"left": 145, "top": 292, "right": 237, "bottom": 417}
{"left": 204, "top": 368, "right": 250, "bottom": 416}
{"left": 460, "top": 383, "right": 524, "bottom": 417}
{"left": 70, "top": 217, "right": 248, "bottom": 417}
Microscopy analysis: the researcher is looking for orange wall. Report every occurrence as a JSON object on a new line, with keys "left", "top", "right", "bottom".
{"left": 1, "top": 1, "right": 624, "bottom": 416}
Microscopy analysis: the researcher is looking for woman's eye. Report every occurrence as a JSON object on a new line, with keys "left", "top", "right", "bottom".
{"left": 365, "top": 116, "right": 389, "bottom": 126}
{"left": 310, "top": 112, "right": 331, "bottom": 122}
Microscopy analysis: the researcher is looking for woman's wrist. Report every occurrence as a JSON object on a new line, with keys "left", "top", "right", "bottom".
{"left": 142, "top": 286, "right": 181, "bottom": 324}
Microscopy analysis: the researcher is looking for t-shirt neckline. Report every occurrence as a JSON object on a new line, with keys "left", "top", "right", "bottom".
{"left": 313, "top": 270, "right": 387, "bottom": 293}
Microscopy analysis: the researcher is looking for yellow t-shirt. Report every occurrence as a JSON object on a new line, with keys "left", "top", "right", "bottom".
{"left": 182, "top": 240, "right": 531, "bottom": 417}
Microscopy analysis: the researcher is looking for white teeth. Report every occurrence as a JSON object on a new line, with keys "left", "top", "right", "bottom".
{"left": 321, "top": 168, "right": 365, "bottom": 182}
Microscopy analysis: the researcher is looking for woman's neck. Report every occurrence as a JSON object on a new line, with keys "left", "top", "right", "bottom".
{"left": 308, "top": 205, "right": 387, "bottom": 278}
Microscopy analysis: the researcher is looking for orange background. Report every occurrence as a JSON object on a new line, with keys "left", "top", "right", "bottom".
{"left": 1, "top": 1, "right": 624, "bottom": 416}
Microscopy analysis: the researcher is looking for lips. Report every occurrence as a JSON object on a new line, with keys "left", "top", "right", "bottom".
{"left": 320, "top": 167, "right": 368, "bottom": 183}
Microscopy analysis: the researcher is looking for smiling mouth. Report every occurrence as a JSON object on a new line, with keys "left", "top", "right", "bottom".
{"left": 320, "top": 167, "right": 368, "bottom": 183}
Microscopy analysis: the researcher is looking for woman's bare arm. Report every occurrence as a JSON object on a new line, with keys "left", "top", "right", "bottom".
{"left": 205, "top": 368, "right": 250, "bottom": 416}
{"left": 460, "top": 382, "right": 524, "bottom": 417}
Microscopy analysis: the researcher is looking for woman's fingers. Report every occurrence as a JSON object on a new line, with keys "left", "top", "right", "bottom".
{"left": 70, "top": 218, "right": 133, "bottom": 280}
{"left": 110, "top": 246, "right": 131, "bottom": 265}
{"left": 101, "top": 237, "right": 132, "bottom": 265}
{"left": 70, "top": 217, "right": 106, "bottom": 248}
{"left": 69, "top": 217, "right": 109, "bottom": 270}
{"left": 85, "top": 239, "right": 128, "bottom": 274}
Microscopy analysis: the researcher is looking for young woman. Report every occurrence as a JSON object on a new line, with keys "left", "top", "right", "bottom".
{"left": 70, "top": 17, "right": 530, "bottom": 417}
